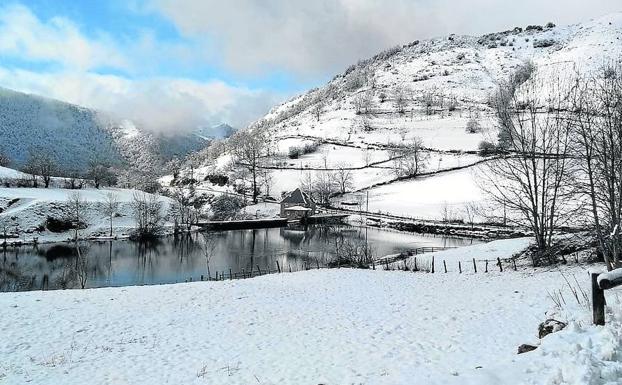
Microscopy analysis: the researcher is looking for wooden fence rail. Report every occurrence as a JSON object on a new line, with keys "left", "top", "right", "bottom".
{"left": 592, "top": 269, "right": 622, "bottom": 325}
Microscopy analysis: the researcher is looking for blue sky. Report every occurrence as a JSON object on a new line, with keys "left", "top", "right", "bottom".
{"left": 0, "top": 0, "right": 619, "bottom": 132}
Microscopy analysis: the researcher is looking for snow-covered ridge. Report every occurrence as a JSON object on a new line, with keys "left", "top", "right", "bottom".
{"left": 0, "top": 87, "right": 209, "bottom": 175}
{"left": 260, "top": 12, "right": 622, "bottom": 145}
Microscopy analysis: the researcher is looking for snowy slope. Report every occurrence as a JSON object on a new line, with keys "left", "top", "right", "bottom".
{"left": 263, "top": 13, "right": 622, "bottom": 148}
{"left": 1, "top": 266, "right": 619, "bottom": 385}
{"left": 0, "top": 186, "right": 174, "bottom": 243}
{"left": 179, "top": 13, "right": 622, "bottom": 221}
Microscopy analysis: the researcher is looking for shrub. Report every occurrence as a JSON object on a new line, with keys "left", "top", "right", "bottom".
{"left": 288, "top": 146, "right": 302, "bottom": 159}
{"left": 478, "top": 141, "right": 498, "bottom": 156}
{"left": 210, "top": 194, "right": 245, "bottom": 220}
{"left": 204, "top": 174, "right": 229, "bottom": 186}
{"left": 466, "top": 118, "right": 482, "bottom": 133}
{"left": 533, "top": 39, "right": 556, "bottom": 48}
{"left": 545, "top": 22, "right": 556, "bottom": 28}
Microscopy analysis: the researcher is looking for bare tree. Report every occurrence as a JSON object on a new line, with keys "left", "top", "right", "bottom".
{"left": 390, "top": 138, "right": 427, "bottom": 177}
{"left": 67, "top": 191, "right": 87, "bottom": 241}
{"left": 24, "top": 152, "right": 57, "bottom": 188}
{"left": 482, "top": 69, "right": 575, "bottom": 252}
{"left": 131, "top": 191, "right": 164, "bottom": 239}
{"left": 102, "top": 192, "right": 120, "bottom": 237}
{"left": 0, "top": 151, "right": 10, "bottom": 168}
{"left": 393, "top": 86, "right": 407, "bottom": 113}
{"left": 333, "top": 163, "right": 354, "bottom": 194}
{"left": 312, "top": 101, "right": 324, "bottom": 121}
{"left": 169, "top": 186, "right": 198, "bottom": 232}
{"left": 200, "top": 232, "right": 218, "bottom": 279}
{"left": 570, "top": 65, "right": 622, "bottom": 269}
{"left": 87, "top": 161, "right": 116, "bottom": 189}
{"left": 230, "top": 123, "right": 271, "bottom": 203}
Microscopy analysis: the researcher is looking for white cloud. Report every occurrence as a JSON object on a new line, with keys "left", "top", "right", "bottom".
{"left": 147, "top": 0, "right": 621, "bottom": 76}
{"left": 0, "top": 3, "right": 280, "bottom": 133}
{"left": 0, "top": 4, "right": 127, "bottom": 71}
{"left": 0, "top": 67, "right": 280, "bottom": 133}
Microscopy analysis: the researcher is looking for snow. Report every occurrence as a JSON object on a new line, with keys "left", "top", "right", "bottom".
{"left": 342, "top": 166, "right": 486, "bottom": 220}
{"left": 598, "top": 268, "right": 622, "bottom": 289}
{"left": 1, "top": 266, "right": 620, "bottom": 385}
{"left": 0, "top": 186, "right": 173, "bottom": 243}
{"left": 385, "top": 237, "right": 533, "bottom": 269}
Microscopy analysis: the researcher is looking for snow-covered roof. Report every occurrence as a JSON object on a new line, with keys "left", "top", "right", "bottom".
{"left": 281, "top": 188, "right": 314, "bottom": 205}
{"left": 284, "top": 205, "right": 312, "bottom": 211}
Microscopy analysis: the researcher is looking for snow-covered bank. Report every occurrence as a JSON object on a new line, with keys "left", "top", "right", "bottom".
{"left": 0, "top": 187, "right": 174, "bottom": 244}
{"left": 1, "top": 267, "right": 620, "bottom": 385}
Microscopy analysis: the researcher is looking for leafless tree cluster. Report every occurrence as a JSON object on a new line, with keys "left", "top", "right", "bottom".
{"left": 568, "top": 65, "right": 622, "bottom": 269}
{"left": 169, "top": 185, "right": 202, "bottom": 232}
{"left": 23, "top": 151, "right": 57, "bottom": 188}
{"left": 352, "top": 91, "right": 373, "bottom": 115}
{"left": 300, "top": 165, "right": 355, "bottom": 204}
{"left": 484, "top": 70, "right": 575, "bottom": 252}
{"left": 102, "top": 192, "right": 120, "bottom": 237}
{"left": 131, "top": 191, "right": 165, "bottom": 240}
{"left": 483, "top": 63, "right": 622, "bottom": 269}
{"left": 389, "top": 138, "right": 428, "bottom": 177}
{"left": 229, "top": 122, "right": 272, "bottom": 203}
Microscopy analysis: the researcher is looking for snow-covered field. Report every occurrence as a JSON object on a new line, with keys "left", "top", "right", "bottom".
{"left": 338, "top": 165, "right": 486, "bottom": 220}
{"left": 1, "top": 264, "right": 620, "bottom": 385}
{"left": 0, "top": 185, "right": 173, "bottom": 243}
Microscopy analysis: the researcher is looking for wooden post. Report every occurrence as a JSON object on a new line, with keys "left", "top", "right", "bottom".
{"left": 472, "top": 258, "right": 477, "bottom": 273}
{"left": 431, "top": 256, "right": 435, "bottom": 274}
{"left": 497, "top": 257, "right": 503, "bottom": 272}
{"left": 443, "top": 260, "right": 447, "bottom": 273}
{"left": 229, "top": 268, "right": 233, "bottom": 280}
{"left": 458, "top": 261, "right": 462, "bottom": 274}
{"left": 592, "top": 273, "right": 606, "bottom": 326}
{"left": 485, "top": 260, "right": 488, "bottom": 273}
{"left": 372, "top": 259, "right": 376, "bottom": 270}
{"left": 200, "top": 275, "right": 204, "bottom": 281}
{"left": 214, "top": 271, "right": 218, "bottom": 281}
{"left": 513, "top": 259, "right": 517, "bottom": 271}
{"left": 289, "top": 264, "right": 292, "bottom": 273}
{"left": 276, "top": 260, "right": 281, "bottom": 273}
{"left": 316, "top": 259, "right": 320, "bottom": 269}
{"left": 414, "top": 257, "right": 418, "bottom": 271}
{"left": 257, "top": 265, "right": 262, "bottom": 276}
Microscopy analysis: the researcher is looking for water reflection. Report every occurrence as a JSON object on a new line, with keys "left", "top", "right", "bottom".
{"left": 0, "top": 225, "right": 476, "bottom": 292}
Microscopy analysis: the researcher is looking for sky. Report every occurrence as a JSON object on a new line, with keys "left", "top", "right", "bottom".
{"left": 0, "top": 0, "right": 619, "bottom": 134}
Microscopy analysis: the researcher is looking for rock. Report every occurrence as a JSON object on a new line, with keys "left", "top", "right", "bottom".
{"left": 538, "top": 319, "right": 567, "bottom": 339}
{"left": 517, "top": 344, "right": 538, "bottom": 354}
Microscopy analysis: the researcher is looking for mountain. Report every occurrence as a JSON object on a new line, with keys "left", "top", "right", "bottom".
{"left": 177, "top": 13, "right": 622, "bottom": 221}
{"left": 0, "top": 88, "right": 209, "bottom": 174}
{"left": 260, "top": 13, "right": 622, "bottom": 149}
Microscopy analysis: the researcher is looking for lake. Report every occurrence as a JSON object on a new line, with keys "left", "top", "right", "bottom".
{"left": 0, "top": 225, "right": 478, "bottom": 292}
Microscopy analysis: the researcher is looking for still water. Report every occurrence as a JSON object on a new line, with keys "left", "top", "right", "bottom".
{"left": 1, "top": 225, "right": 477, "bottom": 292}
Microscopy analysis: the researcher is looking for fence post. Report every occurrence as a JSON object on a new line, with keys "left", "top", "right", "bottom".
{"left": 257, "top": 265, "right": 262, "bottom": 276}
{"left": 592, "top": 273, "right": 606, "bottom": 326}
{"left": 276, "top": 260, "right": 281, "bottom": 273}
{"left": 458, "top": 261, "right": 462, "bottom": 274}
{"left": 472, "top": 258, "right": 477, "bottom": 273}
{"left": 431, "top": 256, "right": 435, "bottom": 274}
{"left": 513, "top": 259, "right": 517, "bottom": 271}
{"left": 485, "top": 260, "right": 488, "bottom": 273}
{"left": 414, "top": 257, "right": 418, "bottom": 271}
{"left": 443, "top": 260, "right": 447, "bottom": 273}
{"left": 229, "top": 268, "right": 233, "bottom": 280}
{"left": 497, "top": 257, "right": 503, "bottom": 272}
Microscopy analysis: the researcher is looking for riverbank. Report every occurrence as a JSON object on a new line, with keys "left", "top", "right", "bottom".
{"left": 1, "top": 264, "right": 620, "bottom": 384}
{"left": 0, "top": 186, "right": 175, "bottom": 246}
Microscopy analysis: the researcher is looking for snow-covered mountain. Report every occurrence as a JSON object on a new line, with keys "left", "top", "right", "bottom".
{"left": 261, "top": 13, "right": 621, "bottom": 146}
{"left": 0, "top": 87, "right": 209, "bottom": 174}
{"left": 176, "top": 13, "right": 622, "bottom": 221}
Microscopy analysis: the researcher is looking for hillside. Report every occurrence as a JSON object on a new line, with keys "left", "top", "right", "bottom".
{"left": 177, "top": 13, "right": 622, "bottom": 222}
{"left": 0, "top": 88, "right": 209, "bottom": 174}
